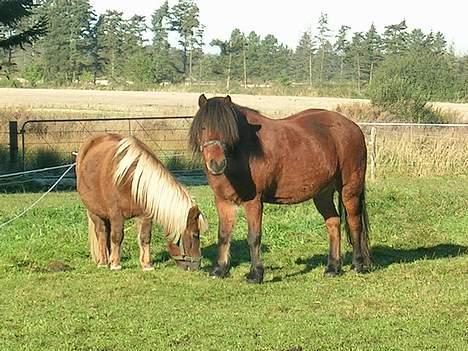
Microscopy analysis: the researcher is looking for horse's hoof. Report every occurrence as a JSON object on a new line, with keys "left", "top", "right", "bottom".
{"left": 110, "top": 264, "right": 122, "bottom": 271}
{"left": 246, "top": 266, "right": 264, "bottom": 284}
{"left": 210, "top": 264, "right": 230, "bottom": 279}
{"left": 324, "top": 266, "right": 343, "bottom": 277}
{"left": 351, "top": 263, "right": 372, "bottom": 274}
{"left": 142, "top": 265, "right": 154, "bottom": 271}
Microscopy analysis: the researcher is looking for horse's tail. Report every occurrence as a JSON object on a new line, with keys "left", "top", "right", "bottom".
{"left": 339, "top": 188, "right": 372, "bottom": 266}
{"left": 87, "top": 211, "right": 101, "bottom": 263}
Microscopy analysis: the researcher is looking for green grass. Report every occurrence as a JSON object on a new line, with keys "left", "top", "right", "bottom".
{"left": 0, "top": 176, "right": 467, "bottom": 350}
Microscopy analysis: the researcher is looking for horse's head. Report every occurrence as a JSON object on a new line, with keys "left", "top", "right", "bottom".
{"left": 189, "top": 94, "right": 241, "bottom": 176}
{"left": 167, "top": 205, "right": 208, "bottom": 271}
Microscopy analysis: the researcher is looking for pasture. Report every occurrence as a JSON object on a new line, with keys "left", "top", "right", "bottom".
{"left": 0, "top": 89, "right": 467, "bottom": 350}
{"left": 0, "top": 176, "right": 467, "bottom": 350}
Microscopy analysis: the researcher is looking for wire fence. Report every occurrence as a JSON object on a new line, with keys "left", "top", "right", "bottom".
{"left": 1, "top": 117, "right": 467, "bottom": 186}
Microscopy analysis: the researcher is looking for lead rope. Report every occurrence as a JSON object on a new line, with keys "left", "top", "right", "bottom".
{"left": 0, "top": 163, "right": 76, "bottom": 230}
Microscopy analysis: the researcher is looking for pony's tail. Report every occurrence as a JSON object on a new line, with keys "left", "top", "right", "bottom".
{"left": 87, "top": 211, "right": 100, "bottom": 263}
{"left": 339, "top": 189, "right": 372, "bottom": 267}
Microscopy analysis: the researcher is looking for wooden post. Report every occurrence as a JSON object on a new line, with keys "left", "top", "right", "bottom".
{"left": 369, "top": 127, "right": 377, "bottom": 180}
{"left": 9, "top": 121, "right": 18, "bottom": 167}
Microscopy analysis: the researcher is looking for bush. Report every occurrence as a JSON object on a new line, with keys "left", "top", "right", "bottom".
{"left": 368, "top": 52, "right": 465, "bottom": 123}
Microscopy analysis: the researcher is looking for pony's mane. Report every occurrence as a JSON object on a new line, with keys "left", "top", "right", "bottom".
{"left": 189, "top": 97, "right": 243, "bottom": 153}
{"left": 113, "top": 136, "right": 194, "bottom": 242}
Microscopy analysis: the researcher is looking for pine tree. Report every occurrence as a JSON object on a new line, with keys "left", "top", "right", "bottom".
{"left": 169, "top": 0, "right": 203, "bottom": 81}
{"left": 0, "top": 0, "right": 46, "bottom": 78}
{"left": 151, "top": 0, "right": 176, "bottom": 83}
{"left": 41, "top": 0, "right": 94, "bottom": 83}
{"left": 95, "top": 10, "right": 125, "bottom": 81}
{"left": 315, "top": 12, "right": 331, "bottom": 82}
{"left": 382, "top": 20, "right": 408, "bottom": 55}
{"left": 334, "top": 25, "right": 350, "bottom": 80}
{"left": 295, "top": 30, "right": 316, "bottom": 85}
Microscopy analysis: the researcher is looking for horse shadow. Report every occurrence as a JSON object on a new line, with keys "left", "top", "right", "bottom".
{"left": 288, "top": 244, "right": 468, "bottom": 279}
{"left": 152, "top": 239, "right": 269, "bottom": 270}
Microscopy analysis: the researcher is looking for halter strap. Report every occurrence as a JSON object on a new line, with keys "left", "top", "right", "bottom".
{"left": 200, "top": 140, "right": 226, "bottom": 152}
{"left": 166, "top": 231, "right": 202, "bottom": 263}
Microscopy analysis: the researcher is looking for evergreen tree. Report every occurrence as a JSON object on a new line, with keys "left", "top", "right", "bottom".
{"left": 294, "top": 30, "right": 316, "bottom": 85}
{"left": 169, "top": 0, "right": 203, "bottom": 81}
{"left": 315, "top": 12, "right": 331, "bottom": 82}
{"left": 95, "top": 10, "right": 125, "bottom": 81}
{"left": 0, "top": 0, "right": 46, "bottom": 78}
{"left": 363, "top": 23, "right": 382, "bottom": 84}
{"left": 0, "top": 0, "right": 46, "bottom": 49}
{"left": 382, "top": 20, "right": 408, "bottom": 55}
{"left": 41, "top": 0, "right": 95, "bottom": 83}
{"left": 334, "top": 25, "right": 350, "bottom": 80}
{"left": 151, "top": 0, "right": 175, "bottom": 82}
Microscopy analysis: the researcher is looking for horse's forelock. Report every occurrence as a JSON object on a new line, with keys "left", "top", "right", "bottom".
{"left": 189, "top": 98, "right": 240, "bottom": 153}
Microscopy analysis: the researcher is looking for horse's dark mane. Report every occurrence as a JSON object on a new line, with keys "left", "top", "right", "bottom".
{"left": 189, "top": 98, "right": 244, "bottom": 153}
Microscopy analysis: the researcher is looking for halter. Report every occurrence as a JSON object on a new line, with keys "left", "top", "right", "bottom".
{"left": 166, "top": 231, "right": 201, "bottom": 263}
{"left": 199, "top": 140, "right": 226, "bottom": 152}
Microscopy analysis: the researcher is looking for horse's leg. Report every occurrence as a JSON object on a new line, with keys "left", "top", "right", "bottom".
{"left": 109, "top": 214, "right": 125, "bottom": 270}
{"left": 210, "top": 199, "right": 237, "bottom": 279}
{"left": 342, "top": 184, "right": 372, "bottom": 273}
{"left": 313, "top": 188, "right": 342, "bottom": 276}
{"left": 137, "top": 216, "right": 153, "bottom": 271}
{"left": 243, "top": 199, "right": 264, "bottom": 284}
{"left": 88, "top": 211, "right": 110, "bottom": 267}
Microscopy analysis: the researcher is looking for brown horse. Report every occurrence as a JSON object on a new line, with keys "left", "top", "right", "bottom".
{"left": 76, "top": 133, "right": 207, "bottom": 271}
{"left": 189, "top": 95, "right": 371, "bottom": 283}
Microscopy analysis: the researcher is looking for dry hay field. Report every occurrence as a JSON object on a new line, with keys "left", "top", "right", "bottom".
{"left": 1, "top": 88, "right": 468, "bottom": 121}
{"left": 1, "top": 88, "right": 467, "bottom": 177}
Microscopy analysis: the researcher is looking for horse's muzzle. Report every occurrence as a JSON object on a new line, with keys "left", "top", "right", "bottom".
{"left": 176, "top": 259, "right": 200, "bottom": 271}
{"left": 207, "top": 159, "right": 226, "bottom": 175}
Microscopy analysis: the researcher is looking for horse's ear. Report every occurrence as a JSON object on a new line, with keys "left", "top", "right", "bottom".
{"left": 224, "top": 95, "right": 233, "bottom": 106}
{"left": 198, "top": 94, "right": 208, "bottom": 107}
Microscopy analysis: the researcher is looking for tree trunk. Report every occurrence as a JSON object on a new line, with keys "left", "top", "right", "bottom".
{"left": 243, "top": 46, "right": 247, "bottom": 88}
{"left": 356, "top": 54, "right": 361, "bottom": 94}
{"left": 309, "top": 51, "right": 312, "bottom": 87}
{"left": 319, "top": 49, "right": 325, "bottom": 82}
{"left": 369, "top": 60, "right": 374, "bottom": 84}
{"left": 340, "top": 56, "right": 344, "bottom": 80}
{"left": 226, "top": 51, "right": 232, "bottom": 91}
{"left": 189, "top": 46, "right": 193, "bottom": 85}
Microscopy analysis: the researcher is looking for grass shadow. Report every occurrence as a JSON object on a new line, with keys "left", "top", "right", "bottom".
{"left": 284, "top": 244, "right": 468, "bottom": 280}
{"left": 200, "top": 239, "right": 270, "bottom": 271}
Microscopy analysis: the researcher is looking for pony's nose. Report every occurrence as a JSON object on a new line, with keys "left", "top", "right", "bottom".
{"left": 208, "top": 159, "right": 226, "bottom": 175}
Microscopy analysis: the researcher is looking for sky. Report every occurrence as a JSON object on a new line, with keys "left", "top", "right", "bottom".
{"left": 89, "top": 0, "right": 468, "bottom": 55}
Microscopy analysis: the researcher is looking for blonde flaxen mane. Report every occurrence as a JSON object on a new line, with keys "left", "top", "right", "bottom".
{"left": 112, "top": 136, "right": 196, "bottom": 242}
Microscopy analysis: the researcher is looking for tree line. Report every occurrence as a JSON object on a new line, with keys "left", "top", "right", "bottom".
{"left": 1, "top": 0, "right": 467, "bottom": 102}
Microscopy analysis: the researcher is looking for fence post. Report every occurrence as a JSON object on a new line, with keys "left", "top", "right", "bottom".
{"left": 9, "top": 121, "right": 18, "bottom": 168}
{"left": 369, "top": 127, "right": 377, "bottom": 180}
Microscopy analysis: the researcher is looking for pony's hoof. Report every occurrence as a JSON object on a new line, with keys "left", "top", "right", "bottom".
{"left": 210, "top": 264, "right": 230, "bottom": 279}
{"left": 97, "top": 263, "right": 108, "bottom": 269}
{"left": 142, "top": 265, "right": 154, "bottom": 271}
{"left": 324, "top": 266, "right": 343, "bottom": 277}
{"left": 110, "top": 264, "right": 122, "bottom": 271}
{"left": 246, "top": 266, "right": 264, "bottom": 284}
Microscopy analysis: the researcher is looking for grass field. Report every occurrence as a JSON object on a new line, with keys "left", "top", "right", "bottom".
{"left": 0, "top": 176, "right": 467, "bottom": 350}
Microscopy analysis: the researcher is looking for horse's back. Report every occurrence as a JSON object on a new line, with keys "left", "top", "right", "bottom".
{"left": 247, "top": 108, "right": 366, "bottom": 203}
{"left": 76, "top": 133, "right": 138, "bottom": 219}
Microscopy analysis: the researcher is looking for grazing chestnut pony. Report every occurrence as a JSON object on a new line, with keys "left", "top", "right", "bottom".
{"left": 189, "top": 95, "right": 371, "bottom": 283}
{"left": 76, "top": 133, "right": 207, "bottom": 271}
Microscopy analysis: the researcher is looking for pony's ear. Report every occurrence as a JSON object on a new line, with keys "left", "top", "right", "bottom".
{"left": 198, "top": 212, "right": 208, "bottom": 233}
{"left": 198, "top": 94, "right": 208, "bottom": 107}
{"left": 224, "top": 95, "right": 233, "bottom": 106}
{"left": 187, "top": 205, "right": 208, "bottom": 233}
